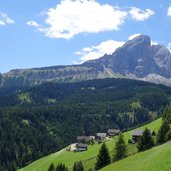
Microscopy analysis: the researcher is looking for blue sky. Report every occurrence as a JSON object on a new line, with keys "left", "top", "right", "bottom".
{"left": 0, "top": 0, "right": 171, "bottom": 73}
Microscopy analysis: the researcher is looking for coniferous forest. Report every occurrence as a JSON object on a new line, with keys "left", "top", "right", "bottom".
{"left": 0, "top": 78, "right": 171, "bottom": 170}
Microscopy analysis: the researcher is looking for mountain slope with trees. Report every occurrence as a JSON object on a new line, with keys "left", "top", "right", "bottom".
{"left": 101, "top": 103, "right": 171, "bottom": 171}
{"left": 101, "top": 140, "right": 171, "bottom": 171}
{"left": 0, "top": 78, "right": 170, "bottom": 170}
{"left": 19, "top": 118, "right": 162, "bottom": 171}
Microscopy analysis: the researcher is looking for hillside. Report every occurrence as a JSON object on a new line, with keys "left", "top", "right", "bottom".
{"left": 1, "top": 35, "right": 171, "bottom": 87}
{"left": 101, "top": 140, "right": 171, "bottom": 171}
{"left": 0, "top": 78, "right": 170, "bottom": 170}
{"left": 19, "top": 118, "right": 161, "bottom": 171}
{"left": 18, "top": 78, "right": 171, "bottom": 107}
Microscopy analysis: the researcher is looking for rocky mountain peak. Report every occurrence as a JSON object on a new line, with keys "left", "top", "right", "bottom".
{"left": 87, "top": 35, "right": 171, "bottom": 79}
{"left": 1, "top": 35, "right": 171, "bottom": 87}
{"left": 124, "top": 35, "right": 151, "bottom": 48}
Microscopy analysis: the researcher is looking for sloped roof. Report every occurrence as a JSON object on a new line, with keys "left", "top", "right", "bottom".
{"left": 76, "top": 143, "right": 88, "bottom": 148}
{"left": 97, "top": 133, "right": 107, "bottom": 137}
{"left": 132, "top": 130, "right": 155, "bottom": 136}
{"left": 132, "top": 130, "right": 144, "bottom": 136}
{"left": 108, "top": 129, "right": 120, "bottom": 133}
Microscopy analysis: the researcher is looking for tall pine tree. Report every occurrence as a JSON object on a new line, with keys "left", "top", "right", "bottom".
{"left": 48, "top": 163, "right": 55, "bottom": 171}
{"left": 157, "top": 121, "right": 170, "bottom": 144}
{"left": 73, "top": 161, "right": 84, "bottom": 171}
{"left": 113, "top": 133, "right": 127, "bottom": 161}
{"left": 137, "top": 128, "right": 154, "bottom": 152}
{"left": 95, "top": 143, "right": 111, "bottom": 170}
{"left": 56, "top": 163, "right": 68, "bottom": 171}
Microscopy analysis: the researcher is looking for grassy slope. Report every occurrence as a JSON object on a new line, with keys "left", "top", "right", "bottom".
{"left": 101, "top": 141, "right": 171, "bottom": 171}
{"left": 19, "top": 118, "right": 161, "bottom": 171}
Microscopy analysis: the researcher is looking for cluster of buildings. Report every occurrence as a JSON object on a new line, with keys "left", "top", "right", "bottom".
{"left": 70, "top": 129, "right": 121, "bottom": 152}
{"left": 68, "top": 128, "right": 156, "bottom": 152}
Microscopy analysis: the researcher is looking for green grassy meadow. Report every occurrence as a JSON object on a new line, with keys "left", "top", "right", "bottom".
{"left": 19, "top": 118, "right": 161, "bottom": 171}
{"left": 101, "top": 140, "right": 171, "bottom": 171}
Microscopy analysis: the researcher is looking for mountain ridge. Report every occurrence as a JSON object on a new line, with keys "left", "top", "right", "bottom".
{"left": 1, "top": 35, "right": 171, "bottom": 87}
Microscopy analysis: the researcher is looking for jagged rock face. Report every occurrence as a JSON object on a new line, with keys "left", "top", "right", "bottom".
{"left": 1, "top": 35, "right": 171, "bottom": 87}
{"left": 86, "top": 35, "right": 171, "bottom": 79}
{"left": 153, "top": 46, "right": 171, "bottom": 73}
{"left": 107, "top": 35, "right": 154, "bottom": 77}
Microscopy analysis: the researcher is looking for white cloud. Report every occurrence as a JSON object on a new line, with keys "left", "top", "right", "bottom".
{"left": 0, "top": 12, "right": 15, "bottom": 26}
{"left": 129, "top": 7, "right": 155, "bottom": 21}
{"left": 128, "top": 33, "right": 141, "bottom": 40}
{"left": 167, "top": 6, "right": 171, "bottom": 16}
{"left": 27, "top": 20, "right": 40, "bottom": 27}
{"left": 151, "top": 41, "right": 159, "bottom": 45}
{"left": 0, "top": 20, "right": 5, "bottom": 26}
{"left": 75, "top": 40, "right": 125, "bottom": 62}
{"left": 27, "top": 1, "right": 155, "bottom": 39}
{"left": 29, "top": 0, "right": 127, "bottom": 39}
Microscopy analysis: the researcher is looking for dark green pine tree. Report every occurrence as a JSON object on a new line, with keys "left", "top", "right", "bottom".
{"left": 113, "top": 133, "right": 127, "bottom": 161}
{"left": 73, "top": 163, "right": 77, "bottom": 171}
{"left": 162, "top": 105, "right": 171, "bottom": 123}
{"left": 73, "top": 161, "right": 84, "bottom": 171}
{"left": 95, "top": 143, "right": 111, "bottom": 170}
{"left": 137, "top": 128, "right": 154, "bottom": 152}
{"left": 56, "top": 163, "right": 68, "bottom": 171}
{"left": 157, "top": 121, "right": 170, "bottom": 144}
{"left": 165, "top": 129, "right": 171, "bottom": 141}
{"left": 48, "top": 163, "right": 55, "bottom": 171}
